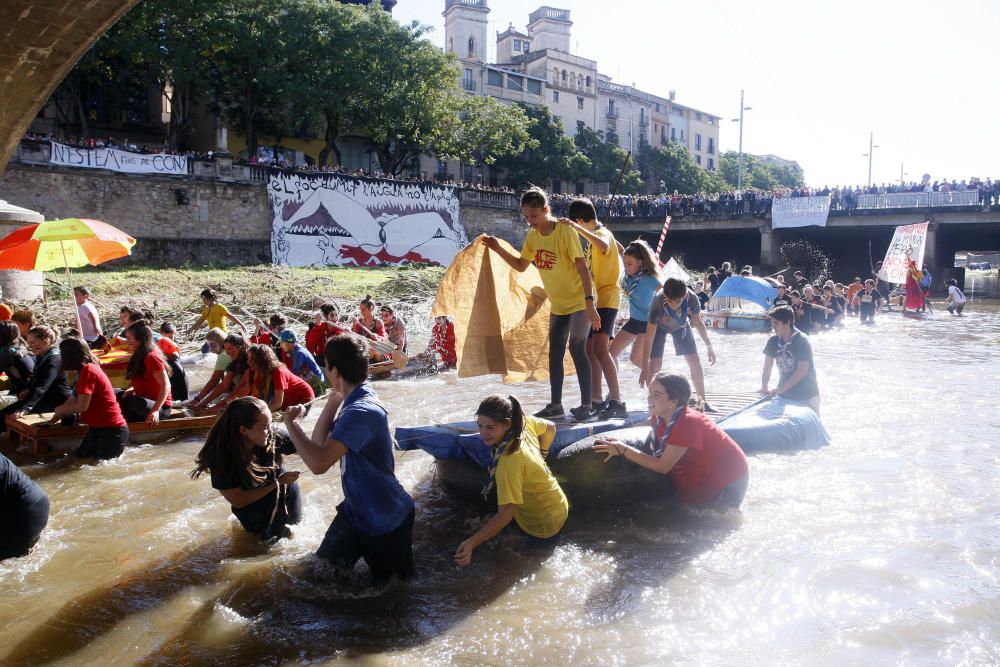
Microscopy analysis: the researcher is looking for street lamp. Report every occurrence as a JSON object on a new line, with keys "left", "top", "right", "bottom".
{"left": 730, "top": 90, "right": 752, "bottom": 191}
{"left": 862, "top": 131, "right": 879, "bottom": 187}
{"left": 899, "top": 162, "right": 907, "bottom": 186}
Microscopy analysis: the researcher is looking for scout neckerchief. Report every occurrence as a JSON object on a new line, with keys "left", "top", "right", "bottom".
{"left": 651, "top": 406, "right": 685, "bottom": 457}
{"left": 774, "top": 328, "right": 801, "bottom": 358}
{"left": 622, "top": 272, "right": 644, "bottom": 296}
{"left": 662, "top": 294, "right": 690, "bottom": 338}
{"left": 481, "top": 433, "right": 515, "bottom": 500}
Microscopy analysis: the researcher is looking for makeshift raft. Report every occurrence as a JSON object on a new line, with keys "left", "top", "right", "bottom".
{"left": 702, "top": 276, "right": 777, "bottom": 333}
{"left": 396, "top": 392, "right": 830, "bottom": 507}
{"left": 4, "top": 409, "right": 218, "bottom": 458}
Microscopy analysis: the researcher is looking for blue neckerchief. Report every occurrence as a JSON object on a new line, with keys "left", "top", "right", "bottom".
{"left": 623, "top": 273, "right": 642, "bottom": 295}
{"left": 481, "top": 433, "right": 514, "bottom": 499}
{"left": 662, "top": 295, "right": 689, "bottom": 327}
{"left": 651, "top": 406, "right": 685, "bottom": 457}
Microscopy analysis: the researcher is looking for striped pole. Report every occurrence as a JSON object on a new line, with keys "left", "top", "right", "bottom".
{"left": 655, "top": 214, "right": 672, "bottom": 266}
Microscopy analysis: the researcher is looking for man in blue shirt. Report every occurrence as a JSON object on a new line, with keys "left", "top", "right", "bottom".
{"left": 285, "top": 335, "right": 414, "bottom": 585}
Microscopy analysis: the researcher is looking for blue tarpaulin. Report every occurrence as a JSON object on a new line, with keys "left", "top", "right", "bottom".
{"left": 711, "top": 276, "right": 778, "bottom": 311}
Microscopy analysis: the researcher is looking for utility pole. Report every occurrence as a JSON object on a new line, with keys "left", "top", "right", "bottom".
{"left": 731, "top": 90, "right": 752, "bottom": 190}
{"left": 863, "top": 132, "right": 879, "bottom": 187}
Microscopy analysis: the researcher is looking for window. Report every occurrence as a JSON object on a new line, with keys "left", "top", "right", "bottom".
{"left": 553, "top": 90, "right": 560, "bottom": 102}
{"left": 695, "top": 134, "right": 702, "bottom": 151}
{"left": 577, "top": 96, "right": 584, "bottom": 110}
{"left": 437, "top": 160, "right": 447, "bottom": 175}
{"left": 696, "top": 112, "right": 702, "bottom": 121}
{"left": 577, "top": 74, "right": 583, "bottom": 87}
{"left": 708, "top": 158, "right": 714, "bottom": 170}
{"left": 585, "top": 75, "right": 591, "bottom": 88}
{"left": 671, "top": 127, "right": 676, "bottom": 141}
{"left": 507, "top": 75, "right": 523, "bottom": 91}
{"left": 513, "top": 39, "right": 522, "bottom": 52}
{"left": 708, "top": 137, "right": 714, "bottom": 154}
{"left": 561, "top": 69, "right": 567, "bottom": 82}
{"left": 553, "top": 67, "right": 559, "bottom": 83}
{"left": 696, "top": 155, "right": 701, "bottom": 165}
{"left": 448, "top": 38, "right": 453, "bottom": 53}
{"left": 527, "top": 79, "right": 541, "bottom": 95}
{"left": 524, "top": 42, "right": 530, "bottom": 52}
{"left": 463, "top": 68, "right": 474, "bottom": 92}
{"left": 654, "top": 103, "right": 662, "bottom": 113}
{"left": 487, "top": 69, "right": 503, "bottom": 87}
{"left": 468, "top": 37, "right": 475, "bottom": 56}
{"left": 608, "top": 100, "right": 616, "bottom": 116}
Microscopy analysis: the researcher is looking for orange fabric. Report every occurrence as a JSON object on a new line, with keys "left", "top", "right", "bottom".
{"left": 0, "top": 304, "right": 12, "bottom": 320}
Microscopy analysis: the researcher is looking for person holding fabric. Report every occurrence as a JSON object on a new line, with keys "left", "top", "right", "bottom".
{"left": 593, "top": 373, "right": 748, "bottom": 509}
{"left": 639, "top": 278, "right": 716, "bottom": 404}
{"left": 1, "top": 453, "right": 49, "bottom": 560}
{"left": 52, "top": 337, "right": 129, "bottom": 459}
{"left": 191, "top": 397, "right": 302, "bottom": 542}
{"left": 284, "top": 335, "right": 415, "bottom": 586}
{"left": 118, "top": 322, "right": 172, "bottom": 424}
{"left": 903, "top": 249, "right": 925, "bottom": 312}
{"left": 758, "top": 306, "right": 821, "bottom": 414}
{"left": 481, "top": 187, "right": 600, "bottom": 422}
{"left": 0, "top": 326, "right": 72, "bottom": 434}
{"left": 454, "top": 394, "right": 564, "bottom": 566}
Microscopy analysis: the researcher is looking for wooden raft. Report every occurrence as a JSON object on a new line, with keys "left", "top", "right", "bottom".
{"left": 4, "top": 408, "right": 218, "bottom": 458}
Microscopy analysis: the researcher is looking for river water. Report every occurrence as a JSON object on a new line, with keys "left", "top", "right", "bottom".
{"left": 2, "top": 306, "right": 999, "bottom": 666}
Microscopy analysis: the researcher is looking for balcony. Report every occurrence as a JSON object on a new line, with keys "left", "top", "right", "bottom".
{"left": 529, "top": 7, "right": 571, "bottom": 23}
{"left": 446, "top": 0, "right": 487, "bottom": 9}
{"left": 607, "top": 109, "right": 619, "bottom": 119}
{"left": 639, "top": 117, "right": 648, "bottom": 126}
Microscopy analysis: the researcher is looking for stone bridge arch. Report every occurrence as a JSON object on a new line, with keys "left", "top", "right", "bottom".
{"left": 0, "top": 0, "right": 141, "bottom": 173}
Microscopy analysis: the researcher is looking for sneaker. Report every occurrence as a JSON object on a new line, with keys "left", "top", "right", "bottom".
{"left": 702, "top": 401, "right": 719, "bottom": 414}
{"left": 534, "top": 403, "right": 565, "bottom": 418}
{"left": 591, "top": 399, "right": 609, "bottom": 412}
{"left": 599, "top": 400, "right": 628, "bottom": 420}
{"left": 569, "top": 404, "right": 596, "bottom": 421}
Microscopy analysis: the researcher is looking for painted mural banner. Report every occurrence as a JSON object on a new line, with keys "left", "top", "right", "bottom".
{"left": 878, "top": 222, "right": 928, "bottom": 285}
{"left": 771, "top": 195, "right": 831, "bottom": 228}
{"left": 268, "top": 169, "right": 468, "bottom": 267}
{"left": 49, "top": 142, "right": 189, "bottom": 175}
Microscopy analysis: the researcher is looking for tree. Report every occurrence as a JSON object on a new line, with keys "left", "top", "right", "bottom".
{"left": 637, "top": 142, "right": 715, "bottom": 194}
{"left": 719, "top": 151, "right": 805, "bottom": 190}
{"left": 434, "top": 95, "right": 535, "bottom": 170}
{"left": 574, "top": 127, "right": 643, "bottom": 193}
{"left": 492, "top": 104, "right": 590, "bottom": 189}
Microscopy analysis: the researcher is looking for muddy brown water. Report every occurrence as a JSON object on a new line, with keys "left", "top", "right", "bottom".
{"left": 2, "top": 305, "right": 999, "bottom": 665}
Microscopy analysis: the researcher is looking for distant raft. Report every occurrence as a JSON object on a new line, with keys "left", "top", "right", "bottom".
{"left": 395, "top": 396, "right": 830, "bottom": 507}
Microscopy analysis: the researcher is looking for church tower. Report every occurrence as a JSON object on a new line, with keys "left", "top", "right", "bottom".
{"left": 527, "top": 7, "right": 572, "bottom": 53}
{"left": 443, "top": 0, "right": 490, "bottom": 63}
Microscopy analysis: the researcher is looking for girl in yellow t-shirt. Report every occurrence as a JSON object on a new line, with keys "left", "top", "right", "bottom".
{"left": 454, "top": 395, "right": 568, "bottom": 566}
{"left": 189, "top": 288, "right": 246, "bottom": 336}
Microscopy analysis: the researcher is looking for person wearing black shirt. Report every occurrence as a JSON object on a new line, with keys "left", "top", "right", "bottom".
{"left": 773, "top": 284, "right": 791, "bottom": 308}
{"left": 0, "top": 321, "right": 34, "bottom": 396}
{"left": 793, "top": 271, "right": 808, "bottom": 291}
{"left": 1, "top": 453, "right": 49, "bottom": 559}
{"left": 0, "top": 325, "right": 71, "bottom": 434}
{"left": 706, "top": 266, "right": 720, "bottom": 295}
{"left": 191, "top": 396, "right": 302, "bottom": 541}
{"left": 851, "top": 279, "right": 883, "bottom": 324}
{"left": 789, "top": 290, "right": 831, "bottom": 334}
{"left": 759, "top": 306, "right": 821, "bottom": 414}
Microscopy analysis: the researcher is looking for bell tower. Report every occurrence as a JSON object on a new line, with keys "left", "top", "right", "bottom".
{"left": 443, "top": 0, "right": 490, "bottom": 63}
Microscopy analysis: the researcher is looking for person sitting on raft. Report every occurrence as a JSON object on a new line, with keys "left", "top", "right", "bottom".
{"left": 0, "top": 325, "right": 72, "bottom": 434}
{"left": 245, "top": 344, "right": 314, "bottom": 413}
{"left": 454, "top": 395, "right": 565, "bottom": 566}
{"left": 277, "top": 329, "right": 326, "bottom": 394}
{"left": 306, "top": 304, "right": 347, "bottom": 368}
{"left": 0, "top": 321, "right": 34, "bottom": 397}
{"left": 118, "top": 322, "right": 172, "bottom": 425}
{"left": 187, "top": 328, "right": 229, "bottom": 407}
{"left": 188, "top": 288, "right": 246, "bottom": 337}
{"left": 11, "top": 309, "right": 36, "bottom": 340}
{"left": 51, "top": 337, "right": 129, "bottom": 459}
{"left": 191, "top": 396, "right": 301, "bottom": 542}
{"left": 1, "top": 453, "right": 49, "bottom": 560}
{"left": 193, "top": 333, "right": 249, "bottom": 412}
{"left": 593, "top": 373, "right": 749, "bottom": 509}
{"left": 379, "top": 304, "right": 407, "bottom": 355}
{"left": 122, "top": 311, "right": 189, "bottom": 401}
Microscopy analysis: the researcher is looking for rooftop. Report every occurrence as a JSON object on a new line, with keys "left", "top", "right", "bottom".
{"left": 528, "top": 6, "right": 571, "bottom": 25}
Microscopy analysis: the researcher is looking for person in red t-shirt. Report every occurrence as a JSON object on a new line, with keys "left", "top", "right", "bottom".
{"left": 118, "top": 322, "right": 172, "bottom": 425}
{"left": 52, "top": 337, "right": 129, "bottom": 459}
{"left": 306, "top": 303, "right": 347, "bottom": 366}
{"left": 246, "top": 344, "right": 313, "bottom": 412}
{"left": 593, "top": 373, "right": 748, "bottom": 508}
{"left": 429, "top": 315, "right": 457, "bottom": 368}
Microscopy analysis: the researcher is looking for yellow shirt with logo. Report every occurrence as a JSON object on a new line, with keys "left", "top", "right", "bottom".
{"left": 584, "top": 225, "right": 623, "bottom": 309}
{"left": 520, "top": 222, "right": 585, "bottom": 316}
{"left": 495, "top": 415, "right": 568, "bottom": 539}
{"left": 202, "top": 303, "right": 232, "bottom": 331}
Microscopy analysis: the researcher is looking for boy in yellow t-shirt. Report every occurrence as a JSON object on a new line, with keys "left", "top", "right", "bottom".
{"left": 455, "top": 395, "right": 566, "bottom": 567}
{"left": 561, "top": 198, "right": 626, "bottom": 419}
{"left": 482, "top": 187, "right": 601, "bottom": 422}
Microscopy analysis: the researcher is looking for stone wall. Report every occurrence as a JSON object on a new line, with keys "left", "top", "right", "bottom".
{"left": 0, "top": 164, "right": 526, "bottom": 265}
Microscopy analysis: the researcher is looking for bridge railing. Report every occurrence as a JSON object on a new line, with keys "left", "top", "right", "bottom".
{"left": 853, "top": 190, "right": 980, "bottom": 209}
{"left": 456, "top": 188, "right": 520, "bottom": 209}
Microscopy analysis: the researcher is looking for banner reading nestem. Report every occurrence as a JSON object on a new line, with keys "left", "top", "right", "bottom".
{"left": 878, "top": 222, "right": 928, "bottom": 285}
{"left": 771, "top": 195, "right": 831, "bottom": 228}
{"left": 268, "top": 168, "right": 468, "bottom": 267}
{"left": 49, "top": 142, "right": 188, "bottom": 175}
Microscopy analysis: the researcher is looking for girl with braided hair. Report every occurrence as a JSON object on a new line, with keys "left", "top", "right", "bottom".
{"left": 454, "top": 395, "right": 565, "bottom": 566}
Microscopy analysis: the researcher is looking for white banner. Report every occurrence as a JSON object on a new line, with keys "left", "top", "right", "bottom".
{"left": 771, "top": 195, "right": 831, "bottom": 228}
{"left": 878, "top": 222, "right": 928, "bottom": 285}
{"left": 49, "top": 142, "right": 188, "bottom": 175}
{"left": 268, "top": 169, "right": 468, "bottom": 267}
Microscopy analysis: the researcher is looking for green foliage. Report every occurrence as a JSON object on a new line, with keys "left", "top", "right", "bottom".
{"left": 492, "top": 104, "right": 590, "bottom": 190}
{"left": 779, "top": 239, "right": 833, "bottom": 281}
{"left": 637, "top": 142, "right": 715, "bottom": 194}
{"left": 719, "top": 151, "right": 805, "bottom": 190}
{"left": 574, "top": 127, "right": 643, "bottom": 193}
{"left": 436, "top": 96, "right": 536, "bottom": 166}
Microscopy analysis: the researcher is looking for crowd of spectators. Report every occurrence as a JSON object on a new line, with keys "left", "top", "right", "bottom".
{"left": 21, "top": 132, "right": 205, "bottom": 158}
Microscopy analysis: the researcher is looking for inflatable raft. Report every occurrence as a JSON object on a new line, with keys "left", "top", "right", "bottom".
{"left": 702, "top": 276, "right": 777, "bottom": 333}
{"left": 395, "top": 396, "right": 830, "bottom": 507}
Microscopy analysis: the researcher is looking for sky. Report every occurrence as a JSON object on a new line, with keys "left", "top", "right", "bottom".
{"left": 393, "top": 0, "right": 1000, "bottom": 188}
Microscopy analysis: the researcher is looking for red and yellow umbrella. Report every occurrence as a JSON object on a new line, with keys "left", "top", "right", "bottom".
{"left": 0, "top": 218, "right": 136, "bottom": 333}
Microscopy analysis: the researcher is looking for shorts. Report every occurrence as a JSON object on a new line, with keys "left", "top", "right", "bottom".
{"left": 619, "top": 317, "right": 647, "bottom": 336}
{"left": 710, "top": 473, "right": 749, "bottom": 509}
{"left": 650, "top": 324, "right": 697, "bottom": 358}
{"left": 316, "top": 504, "right": 415, "bottom": 585}
{"left": 948, "top": 302, "right": 965, "bottom": 314}
{"left": 588, "top": 307, "right": 618, "bottom": 338}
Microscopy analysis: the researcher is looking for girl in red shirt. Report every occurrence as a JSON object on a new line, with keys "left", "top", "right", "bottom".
{"left": 246, "top": 344, "right": 313, "bottom": 412}
{"left": 119, "top": 322, "right": 172, "bottom": 424}
{"left": 53, "top": 337, "right": 129, "bottom": 459}
{"left": 594, "top": 373, "right": 748, "bottom": 508}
